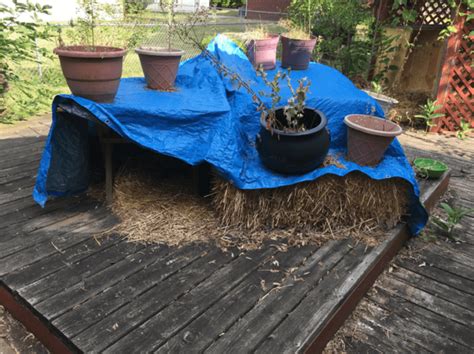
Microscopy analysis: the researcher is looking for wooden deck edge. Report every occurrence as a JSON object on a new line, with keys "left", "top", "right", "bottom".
{"left": 0, "top": 283, "right": 78, "bottom": 354}
{"left": 303, "top": 171, "right": 451, "bottom": 354}
{"left": 0, "top": 173, "right": 450, "bottom": 354}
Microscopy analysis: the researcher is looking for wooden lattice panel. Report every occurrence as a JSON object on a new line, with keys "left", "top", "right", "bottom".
{"left": 434, "top": 13, "right": 473, "bottom": 132}
{"left": 416, "top": 0, "right": 452, "bottom": 25}
{"left": 389, "top": 0, "right": 453, "bottom": 26}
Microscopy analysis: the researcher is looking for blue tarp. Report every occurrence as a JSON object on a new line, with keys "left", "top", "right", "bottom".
{"left": 33, "top": 34, "right": 428, "bottom": 234}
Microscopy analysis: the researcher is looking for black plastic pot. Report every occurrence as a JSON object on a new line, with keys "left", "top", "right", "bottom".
{"left": 257, "top": 108, "right": 330, "bottom": 174}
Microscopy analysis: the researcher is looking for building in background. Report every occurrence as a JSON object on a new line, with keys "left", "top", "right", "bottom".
{"left": 1, "top": 0, "right": 210, "bottom": 23}
{"left": 21, "top": 0, "right": 118, "bottom": 23}
{"left": 147, "top": 0, "right": 210, "bottom": 12}
{"left": 245, "top": 0, "right": 290, "bottom": 21}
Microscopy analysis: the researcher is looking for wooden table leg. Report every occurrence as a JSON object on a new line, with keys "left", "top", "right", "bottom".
{"left": 193, "top": 163, "right": 211, "bottom": 197}
{"left": 104, "top": 141, "right": 114, "bottom": 204}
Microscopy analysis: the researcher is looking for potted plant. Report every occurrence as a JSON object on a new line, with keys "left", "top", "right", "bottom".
{"left": 209, "top": 55, "right": 330, "bottom": 174}
{"left": 362, "top": 81, "right": 399, "bottom": 116}
{"left": 281, "top": 1, "right": 319, "bottom": 70}
{"left": 256, "top": 69, "right": 330, "bottom": 174}
{"left": 135, "top": 0, "right": 184, "bottom": 90}
{"left": 174, "top": 9, "right": 330, "bottom": 174}
{"left": 54, "top": 0, "right": 127, "bottom": 103}
{"left": 245, "top": 27, "right": 279, "bottom": 70}
{"left": 344, "top": 114, "right": 402, "bottom": 166}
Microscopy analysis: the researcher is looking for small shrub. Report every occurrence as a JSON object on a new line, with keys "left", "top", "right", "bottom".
{"left": 414, "top": 99, "right": 444, "bottom": 132}
{"left": 210, "top": 0, "right": 244, "bottom": 9}
{"left": 456, "top": 119, "right": 472, "bottom": 140}
{"left": 430, "top": 203, "right": 474, "bottom": 241}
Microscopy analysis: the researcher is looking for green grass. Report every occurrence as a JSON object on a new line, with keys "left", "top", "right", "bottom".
{"left": 2, "top": 20, "right": 285, "bottom": 124}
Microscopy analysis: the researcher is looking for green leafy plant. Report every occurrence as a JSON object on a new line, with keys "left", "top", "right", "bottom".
{"left": 257, "top": 68, "right": 311, "bottom": 131}
{"left": 305, "top": 0, "right": 374, "bottom": 78}
{"left": 76, "top": 0, "right": 101, "bottom": 48}
{"left": 370, "top": 81, "right": 383, "bottom": 94}
{"left": 0, "top": 0, "right": 52, "bottom": 122}
{"left": 456, "top": 119, "right": 472, "bottom": 140}
{"left": 160, "top": 0, "right": 176, "bottom": 51}
{"left": 287, "top": 0, "right": 321, "bottom": 37}
{"left": 372, "top": 32, "right": 400, "bottom": 85}
{"left": 210, "top": 0, "right": 244, "bottom": 8}
{"left": 175, "top": 8, "right": 312, "bottom": 132}
{"left": 431, "top": 202, "right": 474, "bottom": 240}
{"left": 414, "top": 99, "right": 444, "bottom": 132}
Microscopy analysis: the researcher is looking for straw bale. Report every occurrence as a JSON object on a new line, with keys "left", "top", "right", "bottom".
{"left": 96, "top": 162, "right": 411, "bottom": 250}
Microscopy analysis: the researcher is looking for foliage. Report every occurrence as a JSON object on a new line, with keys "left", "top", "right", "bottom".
{"left": 257, "top": 68, "right": 311, "bottom": 131}
{"left": 414, "top": 99, "right": 444, "bottom": 132}
{"left": 431, "top": 202, "right": 474, "bottom": 240}
{"left": 456, "top": 119, "right": 472, "bottom": 140}
{"left": 70, "top": 0, "right": 150, "bottom": 49}
{"left": 0, "top": 0, "right": 52, "bottom": 121}
{"left": 370, "top": 81, "right": 383, "bottom": 94}
{"left": 210, "top": 0, "right": 244, "bottom": 8}
{"left": 123, "top": 0, "right": 154, "bottom": 14}
{"left": 76, "top": 0, "right": 101, "bottom": 47}
{"left": 371, "top": 31, "right": 400, "bottom": 85}
{"left": 287, "top": 0, "right": 321, "bottom": 36}
{"left": 175, "top": 7, "right": 311, "bottom": 132}
{"left": 307, "top": 0, "right": 375, "bottom": 78}
{"left": 437, "top": 0, "right": 473, "bottom": 40}
{"left": 160, "top": 0, "right": 176, "bottom": 51}
{"left": 390, "top": 0, "right": 418, "bottom": 26}
{"left": 2, "top": 68, "right": 66, "bottom": 124}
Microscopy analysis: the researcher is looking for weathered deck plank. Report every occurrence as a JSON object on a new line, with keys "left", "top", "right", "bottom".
{"left": 157, "top": 245, "right": 318, "bottom": 353}
{"left": 0, "top": 117, "right": 453, "bottom": 353}
{"left": 368, "top": 286, "right": 474, "bottom": 349}
{"left": 73, "top": 247, "right": 240, "bottom": 352}
{"left": 327, "top": 131, "right": 474, "bottom": 353}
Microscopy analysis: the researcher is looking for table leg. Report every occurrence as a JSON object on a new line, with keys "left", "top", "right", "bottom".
{"left": 104, "top": 142, "right": 113, "bottom": 204}
{"left": 193, "top": 163, "right": 211, "bottom": 197}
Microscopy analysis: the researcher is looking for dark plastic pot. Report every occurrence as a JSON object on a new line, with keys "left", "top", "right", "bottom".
{"left": 281, "top": 35, "right": 317, "bottom": 70}
{"left": 257, "top": 108, "right": 330, "bottom": 174}
{"left": 246, "top": 35, "right": 279, "bottom": 70}
{"left": 54, "top": 46, "right": 127, "bottom": 103}
{"left": 344, "top": 114, "right": 403, "bottom": 166}
{"left": 136, "top": 47, "right": 185, "bottom": 90}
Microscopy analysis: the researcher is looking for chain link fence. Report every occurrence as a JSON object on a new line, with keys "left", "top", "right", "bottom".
{"left": 4, "top": 5, "right": 286, "bottom": 122}
{"left": 26, "top": 8, "right": 285, "bottom": 82}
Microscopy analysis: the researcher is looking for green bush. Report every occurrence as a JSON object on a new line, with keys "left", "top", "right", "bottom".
{"left": 0, "top": 0, "right": 53, "bottom": 123}
{"left": 210, "top": 0, "right": 244, "bottom": 9}
{"left": 287, "top": 0, "right": 374, "bottom": 79}
{"left": 311, "top": 0, "right": 374, "bottom": 78}
{"left": 1, "top": 67, "right": 66, "bottom": 124}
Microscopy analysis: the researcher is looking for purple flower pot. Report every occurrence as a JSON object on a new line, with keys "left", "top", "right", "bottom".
{"left": 281, "top": 35, "right": 317, "bottom": 70}
{"left": 246, "top": 35, "right": 279, "bottom": 70}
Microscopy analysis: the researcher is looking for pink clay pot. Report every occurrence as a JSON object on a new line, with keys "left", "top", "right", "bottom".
{"left": 246, "top": 35, "right": 279, "bottom": 70}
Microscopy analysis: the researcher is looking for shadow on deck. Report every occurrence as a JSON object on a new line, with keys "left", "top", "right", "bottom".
{"left": 0, "top": 130, "right": 449, "bottom": 353}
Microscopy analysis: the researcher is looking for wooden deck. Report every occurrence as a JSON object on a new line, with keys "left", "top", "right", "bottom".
{"left": 0, "top": 117, "right": 449, "bottom": 353}
{"left": 328, "top": 132, "right": 474, "bottom": 353}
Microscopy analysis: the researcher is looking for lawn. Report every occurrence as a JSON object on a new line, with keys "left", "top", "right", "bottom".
{"left": 2, "top": 18, "right": 284, "bottom": 124}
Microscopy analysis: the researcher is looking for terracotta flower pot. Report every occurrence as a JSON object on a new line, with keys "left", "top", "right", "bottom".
{"left": 281, "top": 35, "right": 317, "bottom": 70}
{"left": 246, "top": 35, "right": 280, "bottom": 70}
{"left": 257, "top": 108, "right": 330, "bottom": 174}
{"left": 136, "top": 47, "right": 184, "bottom": 90}
{"left": 54, "top": 46, "right": 127, "bottom": 103}
{"left": 344, "top": 114, "right": 403, "bottom": 166}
